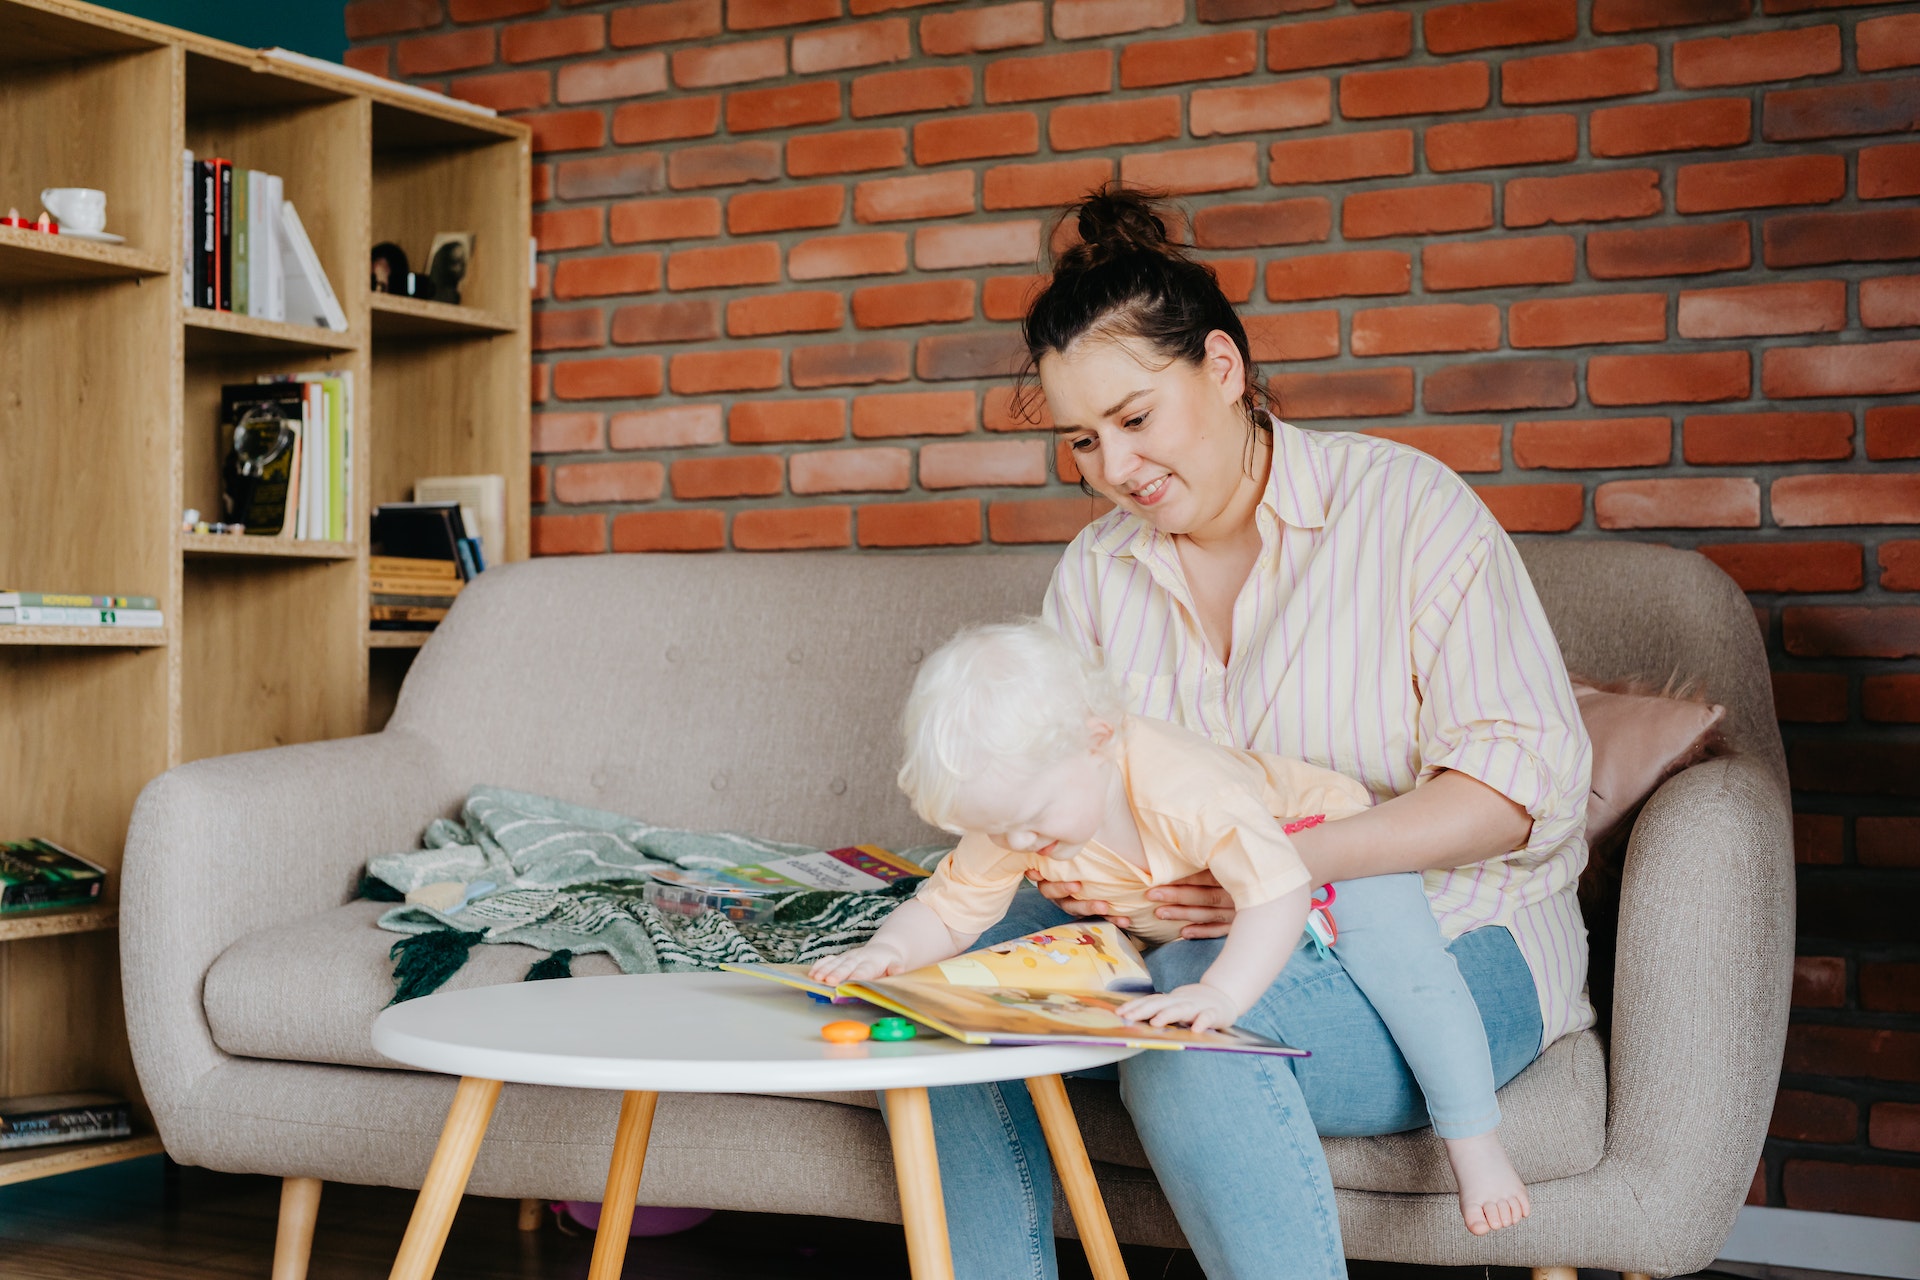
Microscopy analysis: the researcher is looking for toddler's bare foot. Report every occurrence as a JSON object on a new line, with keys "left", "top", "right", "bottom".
{"left": 1444, "top": 1130, "right": 1530, "bottom": 1235}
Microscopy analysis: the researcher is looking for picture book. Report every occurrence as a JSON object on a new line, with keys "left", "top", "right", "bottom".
{"left": 724, "top": 921, "right": 1306, "bottom": 1057}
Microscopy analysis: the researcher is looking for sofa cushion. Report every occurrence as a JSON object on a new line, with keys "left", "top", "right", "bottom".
{"left": 206, "top": 904, "right": 1606, "bottom": 1192}
{"left": 204, "top": 901, "right": 626, "bottom": 1070}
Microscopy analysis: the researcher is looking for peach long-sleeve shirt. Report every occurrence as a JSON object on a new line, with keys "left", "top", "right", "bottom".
{"left": 1043, "top": 417, "right": 1595, "bottom": 1048}
{"left": 916, "top": 714, "right": 1373, "bottom": 947}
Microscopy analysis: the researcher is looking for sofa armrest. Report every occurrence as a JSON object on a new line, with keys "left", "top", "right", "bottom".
{"left": 1599, "top": 752, "right": 1795, "bottom": 1274}
{"left": 121, "top": 728, "right": 458, "bottom": 1133}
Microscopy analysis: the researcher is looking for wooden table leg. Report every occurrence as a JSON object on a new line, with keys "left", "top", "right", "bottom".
{"left": 588, "top": 1090, "right": 660, "bottom": 1280}
{"left": 1026, "top": 1074, "right": 1129, "bottom": 1280}
{"left": 884, "top": 1086, "right": 955, "bottom": 1280}
{"left": 389, "top": 1076, "right": 503, "bottom": 1280}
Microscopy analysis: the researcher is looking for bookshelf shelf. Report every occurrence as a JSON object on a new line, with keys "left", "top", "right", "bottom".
{"left": 0, "top": 904, "right": 117, "bottom": 943}
{"left": 0, "top": 0, "right": 527, "bottom": 1190}
{"left": 370, "top": 292, "right": 515, "bottom": 339}
{"left": 184, "top": 308, "right": 360, "bottom": 357}
{"left": 0, "top": 1133, "right": 165, "bottom": 1188}
{"left": 0, "top": 225, "right": 167, "bottom": 287}
{"left": 367, "top": 629, "right": 432, "bottom": 649}
{"left": 0, "top": 626, "right": 168, "bottom": 648}
{"left": 180, "top": 533, "right": 358, "bottom": 560}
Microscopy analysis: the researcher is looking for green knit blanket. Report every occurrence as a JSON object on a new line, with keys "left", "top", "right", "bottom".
{"left": 364, "top": 786, "right": 948, "bottom": 1002}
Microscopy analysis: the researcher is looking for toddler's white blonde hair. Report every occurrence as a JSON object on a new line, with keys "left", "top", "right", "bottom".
{"left": 898, "top": 619, "right": 1125, "bottom": 830}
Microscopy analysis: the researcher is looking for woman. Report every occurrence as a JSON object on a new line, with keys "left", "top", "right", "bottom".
{"left": 925, "top": 186, "right": 1593, "bottom": 1279}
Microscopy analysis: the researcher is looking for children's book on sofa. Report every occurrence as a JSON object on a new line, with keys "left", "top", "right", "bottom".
{"left": 725, "top": 921, "right": 1306, "bottom": 1056}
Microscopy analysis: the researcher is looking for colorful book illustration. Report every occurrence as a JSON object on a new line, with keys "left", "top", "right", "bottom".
{"left": 0, "top": 839, "right": 107, "bottom": 912}
{"left": 724, "top": 921, "right": 1307, "bottom": 1057}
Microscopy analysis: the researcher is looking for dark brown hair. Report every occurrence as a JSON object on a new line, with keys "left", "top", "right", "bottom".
{"left": 1010, "top": 184, "right": 1276, "bottom": 448}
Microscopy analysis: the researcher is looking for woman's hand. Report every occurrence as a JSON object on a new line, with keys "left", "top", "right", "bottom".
{"left": 1029, "top": 869, "right": 1236, "bottom": 939}
{"left": 808, "top": 942, "right": 907, "bottom": 986}
{"left": 1117, "top": 982, "right": 1242, "bottom": 1034}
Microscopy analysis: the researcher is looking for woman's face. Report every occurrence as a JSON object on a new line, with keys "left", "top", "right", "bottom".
{"left": 1039, "top": 329, "right": 1257, "bottom": 539}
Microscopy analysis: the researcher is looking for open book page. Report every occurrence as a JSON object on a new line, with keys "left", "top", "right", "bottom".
{"left": 723, "top": 921, "right": 1305, "bottom": 1056}
{"left": 847, "top": 979, "right": 1303, "bottom": 1055}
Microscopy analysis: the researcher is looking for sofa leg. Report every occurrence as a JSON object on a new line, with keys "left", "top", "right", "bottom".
{"left": 272, "top": 1176, "right": 323, "bottom": 1280}
{"left": 517, "top": 1199, "right": 543, "bottom": 1232}
{"left": 1532, "top": 1270, "right": 1577, "bottom": 1280}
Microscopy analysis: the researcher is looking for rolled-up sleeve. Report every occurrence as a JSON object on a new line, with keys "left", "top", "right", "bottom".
{"left": 1409, "top": 524, "right": 1592, "bottom": 863}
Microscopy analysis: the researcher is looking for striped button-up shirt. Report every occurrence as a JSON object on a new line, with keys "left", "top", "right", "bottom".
{"left": 1043, "top": 417, "right": 1596, "bottom": 1047}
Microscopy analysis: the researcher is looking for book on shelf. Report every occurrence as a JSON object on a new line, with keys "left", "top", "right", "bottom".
{"left": 0, "top": 592, "right": 158, "bottom": 609}
{"left": 373, "top": 503, "right": 483, "bottom": 580}
{"left": 281, "top": 201, "right": 347, "bottom": 331}
{"left": 0, "top": 606, "right": 162, "bottom": 627}
{"left": 413, "top": 475, "right": 507, "bottom": 571}
{"left": 0, "top": 1093, "right": 132, "bottom": 1152}
{"left": 180, "top": 156, "right": 309, "bottom": 327}
{"left": 370, "top": 552, "right": 466, "bottom": 631}
{"left": 219, "top": 373, "right": 352, "bottom": 540}
{"left": 723, "top": 921, "right": 1307, "bottom": 1056}
{"left": 0, "top": 840, "right": 106, "bottom": 912}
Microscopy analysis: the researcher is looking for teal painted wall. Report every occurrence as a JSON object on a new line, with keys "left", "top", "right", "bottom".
{"left": 92, "top": 0, "right": 346, "bottom": 61}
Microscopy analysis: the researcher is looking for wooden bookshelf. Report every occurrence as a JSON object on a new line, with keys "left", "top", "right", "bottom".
{"left": 0, "top": 0, "right": 529, "bottom": 1185}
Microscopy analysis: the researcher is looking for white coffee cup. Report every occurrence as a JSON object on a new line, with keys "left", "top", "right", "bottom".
{"left": 41, "top": 187, "right": 106, "bottom": 234}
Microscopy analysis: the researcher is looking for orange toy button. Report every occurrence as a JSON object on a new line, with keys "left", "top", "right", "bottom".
{"left": 821, "top": 1020, "right": 871, "bottom": 1044}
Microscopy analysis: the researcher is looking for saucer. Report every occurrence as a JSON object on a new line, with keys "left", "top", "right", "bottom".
{"left": 56, "top": 228, "right": 125, "bottom": 243}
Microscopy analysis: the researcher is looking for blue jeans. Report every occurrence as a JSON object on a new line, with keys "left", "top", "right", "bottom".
{"left": 926, "top": 884, "right": 1544, "bottom": 1280}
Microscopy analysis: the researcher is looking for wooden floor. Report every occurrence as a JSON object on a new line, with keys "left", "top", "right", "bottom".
{"left": 0, "top": 1155, "right": 1811, "bottom": 1280}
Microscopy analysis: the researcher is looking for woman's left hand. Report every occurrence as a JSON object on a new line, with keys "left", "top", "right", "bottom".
{"left": 1145, "top": 871, "right": 1235, "bottom": 939}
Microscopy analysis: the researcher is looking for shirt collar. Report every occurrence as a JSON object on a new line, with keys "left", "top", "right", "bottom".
{"left": 1087, "top": 413, "right": 1328, "bottom": 561}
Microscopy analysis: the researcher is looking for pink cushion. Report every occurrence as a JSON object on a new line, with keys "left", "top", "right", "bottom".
{"left": 1573, "top": 680, "right": 1727, "bottom": 846}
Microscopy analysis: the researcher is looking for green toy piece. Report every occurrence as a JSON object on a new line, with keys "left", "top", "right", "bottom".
{"left": 870, "top": 1016, "right": 917, "bottom": 1041}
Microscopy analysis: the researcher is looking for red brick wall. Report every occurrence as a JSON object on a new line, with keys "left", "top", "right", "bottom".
{"left": 345, "top": 0, "right": 1919, "bottom": 1222}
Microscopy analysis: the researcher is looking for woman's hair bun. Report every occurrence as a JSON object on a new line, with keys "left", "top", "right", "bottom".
{"left": 1066, "top": 185, "right": 1175, "bottom": 269}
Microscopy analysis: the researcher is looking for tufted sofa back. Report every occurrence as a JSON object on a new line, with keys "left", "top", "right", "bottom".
{"left": 389, "top": 540, "right": 1777, "bottom": 847}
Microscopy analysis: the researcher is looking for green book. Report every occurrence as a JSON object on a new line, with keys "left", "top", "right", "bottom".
{"left": 0, "top": 840, "right": 106, "bottom": 912}
{"left": 232, "top": 166, "right": 249, "bottom": 317}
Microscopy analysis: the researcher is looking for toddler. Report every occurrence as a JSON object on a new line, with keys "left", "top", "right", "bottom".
{"left": 811, "top": 621, "right": 1530, "bottom": 1235}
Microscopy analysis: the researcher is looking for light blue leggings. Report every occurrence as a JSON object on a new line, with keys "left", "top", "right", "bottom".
{"left": 1324, "top": 871, "right": 1501, "bottom": 1140}
{"left": 924, "top": 880, "right": 1545, "bottom": 1280}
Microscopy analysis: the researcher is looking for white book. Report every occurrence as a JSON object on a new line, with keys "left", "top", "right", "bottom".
{"left": 181, "top": 150, "right": 195, "bottom": 308}
{"left": 264, "top": 173, "right": 285, "bottom": 322}
{"left": 0, "top": 606, "right": 164, "bottom": 628}
{"left": 279, "top": 201, "right": 347, "bottom": 331}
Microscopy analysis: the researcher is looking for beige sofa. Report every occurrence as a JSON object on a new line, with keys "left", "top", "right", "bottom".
{"left": 122, "top": 540, "right": 1793, "bottom": 1278}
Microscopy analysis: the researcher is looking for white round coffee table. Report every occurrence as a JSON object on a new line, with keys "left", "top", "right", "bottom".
{"left": 370, "top": 971, "right": 1141, "bottom": 1280}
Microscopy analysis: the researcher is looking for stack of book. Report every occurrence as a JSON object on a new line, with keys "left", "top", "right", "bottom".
{"left": 0, "top": 592, "right": 161, "bottom": 629}
{"left": 0, "top": 1093, "right": 132, "bottom": 1151}
{"left": 220, "top": 374, "right": 353, "bottom": 541}
{"left": 182, "top": 153, "right": 345, "bottom": 330}
{"left": 0, "top": 839, "right": 106, "bottom": 912}
{"left": 370, "top": 555, "right": 463, "bottom": 631}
